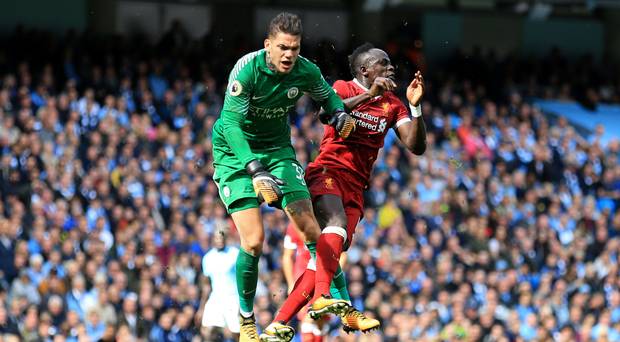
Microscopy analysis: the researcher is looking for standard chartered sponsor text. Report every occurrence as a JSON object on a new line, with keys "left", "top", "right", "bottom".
{"left": 351, "top": 110, "right": 386, "bottom": 132}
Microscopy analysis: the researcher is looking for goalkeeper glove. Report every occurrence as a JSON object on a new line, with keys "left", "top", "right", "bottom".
{"left": 246, "top": 159, "right": 286, "bottom": 205}
{"left": 319, "top": 110, "right": 356, "bottom": 139}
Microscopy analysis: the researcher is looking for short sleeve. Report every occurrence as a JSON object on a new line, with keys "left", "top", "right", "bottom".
{"left": 332, "top": 80, "right": 353, "bottom": 100}
{"left": 393, "top": 101, "right": 411, "bottom": 128}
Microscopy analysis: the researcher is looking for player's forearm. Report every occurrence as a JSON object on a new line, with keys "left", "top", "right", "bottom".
{"left": 221, "top": 110, "right": 256, "bottom": 166}
{"left": 398, "top": 108, "right": 427, "bottom": 155}
{"left": 343, "top": 93, "right": 373, "bottom": 112}
{"left": 408, "top": 116, "right": 427, "bottom": 155}
{"left": 319, "top": 92, "right": 346, "bottom": 115}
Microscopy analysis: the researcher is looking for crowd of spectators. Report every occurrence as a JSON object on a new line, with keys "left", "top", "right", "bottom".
{"left": 0, "top": 24, "right": 619, "bottom": 342}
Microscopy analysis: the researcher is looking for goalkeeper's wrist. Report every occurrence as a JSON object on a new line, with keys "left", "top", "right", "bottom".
{"left": 409, "top": 103, "right": 422, "bottom": 118}
{"left": 245, "top": 159, "right": 265, "bottom": 175}
{"left": 332, "top": 110, "right": 346, "bottom": 125}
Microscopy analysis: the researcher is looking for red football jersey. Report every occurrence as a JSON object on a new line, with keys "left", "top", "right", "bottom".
{"left": 309, "top": 79, "right": 411, "bottom": 183}
{"left": 283, "top": 224, "right": 310, "bottom": 281}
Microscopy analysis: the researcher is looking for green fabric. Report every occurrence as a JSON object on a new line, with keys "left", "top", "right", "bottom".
{"left": 305, "top": 242, "right": 316, "bottom": 259}
{"left": 305, "top": 242, "right": 350, "bottom": 300}
{"left": 236, "top": 248, "right": 260, "bottom": 313}
{"left": 331, "top": 266, "right": 350, "bottom": 301}
{"left": 213, "top": 49, "right": 344, "bottom": 166}
{"left": 227, "top": 198, "right": 260, "bottom": 214}
{"left": 213, "top": 146, "right": 311, "bottom": 213}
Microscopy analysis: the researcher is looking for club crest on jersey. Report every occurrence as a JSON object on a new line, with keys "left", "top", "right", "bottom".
{"left": 230, "top": 80, "right": 242, "bottom": 96}
{"left": 324, "top": 177, "right": 334, "bottom": 189}
{"left": 287, "top": 87, "right": 299, "bottom": 99}
{"left": 382, "top": 102, "right": 390, "bottom": 115}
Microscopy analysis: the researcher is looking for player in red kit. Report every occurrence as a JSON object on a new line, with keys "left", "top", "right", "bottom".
{"left": 282, "top": 224, "right": 312, "bottom": 292}
{"left": 265, "top": 42, "right": 427, "bottom": 338}
{"left": 282, "top": 224, "right": 345, "bottom": 341}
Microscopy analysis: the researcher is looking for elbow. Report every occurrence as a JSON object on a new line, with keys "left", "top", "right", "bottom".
{"left": 409, "top": 141, "right": 427, "bottom": 156}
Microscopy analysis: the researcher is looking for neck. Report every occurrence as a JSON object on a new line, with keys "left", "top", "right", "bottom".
{"left": 265, "top": 53, "right": 276, "bottom": 72}
{"left": 353, "top": 77, "right": 370, "bottom": 91}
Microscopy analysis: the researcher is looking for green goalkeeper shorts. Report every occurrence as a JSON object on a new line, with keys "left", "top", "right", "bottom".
{"left": 212, "top": 145, "right": 310, "bottom": 213}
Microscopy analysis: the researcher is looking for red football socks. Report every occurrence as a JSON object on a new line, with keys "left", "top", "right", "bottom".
{"left": 314, "top": 233, "right": 344, "bottom": 300}
{"left": 275, "top": 269, "right": 315, "bottom": 323}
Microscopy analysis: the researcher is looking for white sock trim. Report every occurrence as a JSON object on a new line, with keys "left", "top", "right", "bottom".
{"left": 307, "top": 258, "right": 316, "bottom": 271}
{"left": 240, "top": 309, "right": 253, "bottom": 318}
{"left": 322, "top": 226, "right": 347, "bottom": 243}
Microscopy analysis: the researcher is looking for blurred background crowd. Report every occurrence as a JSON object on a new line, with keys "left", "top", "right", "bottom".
{"left": 0, "top": 18, "right": 619, "bottom": 342}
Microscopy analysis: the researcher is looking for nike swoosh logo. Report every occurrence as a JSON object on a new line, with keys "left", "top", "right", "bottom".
{"left": 242, "top": 289, "right": 256, "bottom": 295}
{"left": 252, "top": 94, "right": 268, "bottom": 100}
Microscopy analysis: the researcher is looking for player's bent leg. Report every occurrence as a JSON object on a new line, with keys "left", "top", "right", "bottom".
{"left": 230, "top": 203, "right": 263, "bottom": 342}
{"left": 309, "top": 195, "right": 350, "bottom": 318}
{"left": 284, "top": 197, "right": 321, "bottom": 242}
{"left": 284, "top": 197, "right": 349, "bottom": 319}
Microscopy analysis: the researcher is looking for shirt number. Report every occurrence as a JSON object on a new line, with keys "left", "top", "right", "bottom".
{"left": 292, "top": 163, "right": 306, "bottom": 185}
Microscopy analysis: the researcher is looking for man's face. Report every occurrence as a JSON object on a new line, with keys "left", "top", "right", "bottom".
{"left": 362, "top": 49, "right": 395, "bottom": 83}
{"left": 213, "top": 233, "right": 226, "bottom": 250}
{"left": 264, "top": 32, "right": 301, "bottom": 74}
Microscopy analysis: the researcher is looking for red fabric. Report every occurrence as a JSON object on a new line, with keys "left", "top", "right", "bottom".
{"left": 310, "top": 79, "right": 410, "bottom": 184}
{"left": 305, "top": 165, "right": 364, "bottom": 247}
{"left": 275, "top": 270, "right": 315, "bottom": 323}
{"left": 314, "top": 233, "right": 344, "bottom": 298}
{"left": 156, "top": 246, "right": 175, "bottom": 267}
{"left": 302, "top": 333, "right": 315, "bottom": 342}
{"left": 456, "top": 125, "right": 492, "bottom": 160}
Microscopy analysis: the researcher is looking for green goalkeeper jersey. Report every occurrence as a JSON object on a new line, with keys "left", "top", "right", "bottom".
{"left": 212, "top": 49, "right": 344, "bottom": 167}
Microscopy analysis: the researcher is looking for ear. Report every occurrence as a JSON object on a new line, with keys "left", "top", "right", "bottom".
{"left": 264, "top": 38, "right": 271, "bottom": 51}
{"left": 360, "top": 65, "right": 369, "bottom": 77}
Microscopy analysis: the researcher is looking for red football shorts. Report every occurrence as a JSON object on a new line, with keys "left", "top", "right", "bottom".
{"left": 305, "top": 164, "right": 364, "bottom": 250}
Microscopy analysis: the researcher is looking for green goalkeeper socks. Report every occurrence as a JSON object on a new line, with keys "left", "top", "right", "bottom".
{"left": 331, "top": 266, "right": 351, "bottom": 301}
{"left": 236, "top": 248, "right": 260, "bottom": 314}
{"left": 305, "top": 242, "right": 350, "bottom": 301}
{"left": 306, "top": 242, "right": 317, "bottom": 258}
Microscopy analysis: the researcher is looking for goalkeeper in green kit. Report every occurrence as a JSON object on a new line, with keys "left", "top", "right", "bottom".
{"left": 211, "top": 12, "right": 356, "bottom": 342}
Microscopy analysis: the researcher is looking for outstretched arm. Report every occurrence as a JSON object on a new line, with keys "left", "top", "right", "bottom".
{"left": 396, "top": 71, "right": 427, "bottom": 155}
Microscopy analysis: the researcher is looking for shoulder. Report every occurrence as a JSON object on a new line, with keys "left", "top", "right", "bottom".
{"left": 233, "top": 49, "right": 264, "bottom": 67}
{"left": 230, "top": 50, "right": 264, "bottom": 79}
{"left": 334, "top": 79, "right": 363, "bottom": 99}
{"left": 203, "top": 249, "right": 214, "bottom": 260}
{"left": 295, "top": 55, "right": 322, "bottom": 75}
{"left": 386, "top": 93, "right": 406, "bottom": 110}
{"left": 333, "top": 79, "right": 353, "bottom": 91}
{"left": 333, "top": 79, "right": 352, "bottom": 88}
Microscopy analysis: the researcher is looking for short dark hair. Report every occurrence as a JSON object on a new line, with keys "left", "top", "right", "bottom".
{"left": 268, "top": 12, "right": 303, "bottom": 37}
{"left": 348, "top": 42, "right": 374, "bottom": 77}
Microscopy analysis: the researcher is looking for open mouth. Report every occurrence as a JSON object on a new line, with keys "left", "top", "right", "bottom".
{"left": 281, "top": 60, "right": 293, "bottom": 69}
{"left": 387, "top": 73, "right": 396, "bottom": 81}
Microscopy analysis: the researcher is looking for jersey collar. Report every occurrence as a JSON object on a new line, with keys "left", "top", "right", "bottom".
{"left": 257, "top": 49, "right": 277, "bottom": 75}
{"left": 353, "top": 78, "right": 369, "bottom": 91}
{"left": 353, "top": 78, "right": 382, "bottom": 101}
